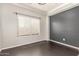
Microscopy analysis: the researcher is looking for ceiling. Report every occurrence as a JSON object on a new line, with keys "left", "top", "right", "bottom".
{"left": 23, "top": 3, "right": 63, "bottom": 12}
{"left": 13, "top": 3, "right": 79, "bottom": 16}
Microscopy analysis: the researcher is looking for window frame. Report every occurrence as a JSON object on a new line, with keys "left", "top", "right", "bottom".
{"left": 16, "top": 13, "right": 41, "bottom": 36}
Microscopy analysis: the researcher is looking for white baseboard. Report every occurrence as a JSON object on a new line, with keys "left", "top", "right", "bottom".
{"left": 2, "top": 40, "right": 44, "bottom": 50}
{"left": 48, "top": 40, "right": 79, "bottom": 50}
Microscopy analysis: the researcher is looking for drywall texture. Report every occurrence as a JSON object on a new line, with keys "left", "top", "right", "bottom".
{"left": 0, "top": 4, "right": 47, "bottom": 49}
{"left": 0, "top": 4, "right": 3, "bottom": 51}
{"left": 0, "top": 6, "right": 1, "bottom": 50}
{"left": 50, "top": 6, "right": 79, "bottom": 47}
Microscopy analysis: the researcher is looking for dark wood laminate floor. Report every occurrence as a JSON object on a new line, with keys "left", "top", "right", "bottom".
{"left": 0, "top": 41, "right": 79, "bottom": 56}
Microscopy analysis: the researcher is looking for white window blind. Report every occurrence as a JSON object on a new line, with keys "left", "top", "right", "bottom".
{"left": 17, "top": 13, "right": 40, "bottom": 36}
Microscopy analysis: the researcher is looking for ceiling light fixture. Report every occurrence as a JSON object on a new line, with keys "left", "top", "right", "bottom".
{"left": 38, "top": 3, "right": 46, "bottom": 5}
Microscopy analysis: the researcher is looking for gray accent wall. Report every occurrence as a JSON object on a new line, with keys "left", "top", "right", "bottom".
{"left": 50, "top": 6, "right": 79, "bottom": 47}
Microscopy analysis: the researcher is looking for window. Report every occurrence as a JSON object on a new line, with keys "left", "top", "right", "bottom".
{"left": 17, "top": 13, "right": 40, "bottom": 36}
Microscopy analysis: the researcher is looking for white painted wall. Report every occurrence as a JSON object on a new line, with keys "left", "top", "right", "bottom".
{"left": 0, "top": 7, "right": 1, "bottom": 51}
{"left": 0, "top": 4, "right": 47, "bottom": 50}
{"left": 0, "top": 4, "right": 3, "bottom": 51}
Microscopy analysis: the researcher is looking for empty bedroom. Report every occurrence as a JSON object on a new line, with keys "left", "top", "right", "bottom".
{"left": 0, "top": 3, "right": 79, "bottom": 56}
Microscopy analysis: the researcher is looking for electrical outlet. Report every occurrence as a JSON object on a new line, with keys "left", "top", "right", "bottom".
{"left": 63, "top": 38, "right": 66, "bottom": 41}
